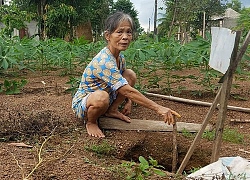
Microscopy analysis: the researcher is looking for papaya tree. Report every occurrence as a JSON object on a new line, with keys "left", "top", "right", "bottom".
{"left": 44, "top": 3, "right": 78, "bottom": 40}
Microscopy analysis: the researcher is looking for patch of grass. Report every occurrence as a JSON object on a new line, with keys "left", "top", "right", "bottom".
{"left": 181, "top": 128, "right": 195, "bottom": 138}
{"left": 202, "top": 130, "right": 215, "bottom": 141}
{"left": 223, "top": 128, "right": 244, "bottom": 144}
{"left": 202, "top": 128, "right": 244, "bottom": 144}
{"left": 84, "top": 140, "right": 115, "bottom": 156}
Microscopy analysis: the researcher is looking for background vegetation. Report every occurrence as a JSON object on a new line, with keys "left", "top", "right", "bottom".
{"left": 0, "top": 0, "right": 249, "bottom": 95}
{"left": 0, "top": 1, "right": 249, "bottom": 179}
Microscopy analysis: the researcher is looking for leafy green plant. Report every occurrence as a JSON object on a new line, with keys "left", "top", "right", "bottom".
{"left": 122, "top": 156, "right": 166, "bottom": 180}
{"left": 0, "top": 34, "right": 248, "bottom": 95}
{"left": 84, "top": 141, "right": 115, "bottom": 156}
{"left": 0, "top": 79, "right": 27, "bottom": 95}
{"left": 124, "top": 40, "right": 154, "bottom": 88}
{"left": 195, "top": 68, "right": 221, "bottom": 94}
{"left": 0, "top": 36, "right": 24, "bottom": 71}
{"left": 17, "top": 37, "right": 104, "bottom": 73}
{"left": 188, "top": 166, "right": 202, "bottom": 174}
{"left": 65, "top": 76, "right": 81, "bottom": 96}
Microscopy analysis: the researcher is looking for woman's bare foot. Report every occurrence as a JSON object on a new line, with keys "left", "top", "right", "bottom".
{"left": 105, "top": 109, "right": 131, "bottom": 123}
{"left": 86, "top": 122, "right": 105, "bottom": 138}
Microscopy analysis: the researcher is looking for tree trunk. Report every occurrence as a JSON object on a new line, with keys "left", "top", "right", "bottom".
{"left": 37, "top": 0, "right": 47, "bottom": 39}
{"left": 203, "top": 11, "right": 206, "bottom": 38}
{"left": 19, "top": 28, "right": 26, "bottom": 39}
{"left": 168, "top": 0, "right": 177, "bottom": 38}
{"left": 75, "top": 20, "right": 93, "bottom": 42}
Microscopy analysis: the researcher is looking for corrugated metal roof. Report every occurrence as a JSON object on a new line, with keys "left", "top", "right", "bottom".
{"left": 224, "top": 8, "right": 240, "bottom": 18}
{"left": 211, "top": 8, "right": 240, "bottom": 20}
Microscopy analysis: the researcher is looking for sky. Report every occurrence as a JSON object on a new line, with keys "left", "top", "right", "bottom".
{"left": 130, "top": 0, "right": 165, "bottom": 31}
{"left": 130, "top": 0, "right": 250, "bottom": 31}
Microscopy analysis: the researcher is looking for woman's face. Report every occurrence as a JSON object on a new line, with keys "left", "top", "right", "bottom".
{"left": 106, "top": 20, "right": 133, "bottom": 56}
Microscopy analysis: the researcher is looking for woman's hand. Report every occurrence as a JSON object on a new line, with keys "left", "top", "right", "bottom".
{"left": 157, "top": 106, "right": 181, "bottom": 125}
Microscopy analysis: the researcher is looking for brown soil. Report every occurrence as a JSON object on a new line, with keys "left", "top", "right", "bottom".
{"left": 0, "top": 68, "right": 250, "bottom": 180}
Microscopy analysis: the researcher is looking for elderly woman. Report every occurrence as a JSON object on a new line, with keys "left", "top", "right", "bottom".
{"left": 72, "top": 11, "right": 180, "bottom": 138}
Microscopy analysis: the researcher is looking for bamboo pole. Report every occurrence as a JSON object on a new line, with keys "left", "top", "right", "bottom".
{"left": 144, "top": 92, "right": 250, "bottom": 113}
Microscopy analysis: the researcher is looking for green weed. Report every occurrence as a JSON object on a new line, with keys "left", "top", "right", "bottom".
{"left": 223, "top": 128, "right": 244, "bottom": 144}
{"left": 202, "top": 130, "right": 215, "bottom": 141}
{"left": 188, "top": 166, "right": 202, "bottom": 174}
{"left": 122, "top": 156, "right": 166, "bottom": 180}
{"left": 202, "top": 128, "right": 244, "bottom": 144}
{"left": 181, "top": 128, "right": 195, "bottom": 138}
{"left": 231, "top": 94, "right": 248, "bottom": 101}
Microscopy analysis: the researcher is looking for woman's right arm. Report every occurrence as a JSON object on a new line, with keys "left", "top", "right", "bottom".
{"left": 117, "top": 84, "right": 180, "bottom": 124}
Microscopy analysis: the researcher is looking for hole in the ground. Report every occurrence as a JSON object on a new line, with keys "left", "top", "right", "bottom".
{"left": 122, "top": 132, "right": 212, "bottom": 173}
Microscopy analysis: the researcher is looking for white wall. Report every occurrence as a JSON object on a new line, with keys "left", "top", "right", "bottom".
{"left": 0, "top": 20, "right": 39, "bottom": 39}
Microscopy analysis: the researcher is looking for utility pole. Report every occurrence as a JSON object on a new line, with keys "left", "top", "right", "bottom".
{"left": 203, "top": 11, "right": 206, "bottom": 38}
{"left": 148, "top": 18, "right": 151, "bottom": 33}
{"left": 154, "top": 0, "right": 157, "bottom": 36}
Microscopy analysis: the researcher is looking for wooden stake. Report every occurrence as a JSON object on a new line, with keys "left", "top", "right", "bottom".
{"left": 177, "top": 30, "right": 250, "bottom": 174}
{"left": 177, "top": 86, "right": 222, "bottom": 174}
{"left": 211, "top": 30, "right": 250, "bottom": 162}
{"left": 172, "top": 116, "right": 178, "bottom": 173}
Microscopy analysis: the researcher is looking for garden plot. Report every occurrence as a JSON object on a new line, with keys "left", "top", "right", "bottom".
{"left": 0, "top": 69, "right": 250, "bottom": 179}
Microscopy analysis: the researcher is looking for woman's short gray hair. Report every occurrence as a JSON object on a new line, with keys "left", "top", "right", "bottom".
{"left": 104, "top": 11, "right": 135, "bottom": 34}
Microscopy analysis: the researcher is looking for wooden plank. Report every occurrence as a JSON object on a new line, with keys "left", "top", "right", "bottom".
{"left": 99, "top": 117, "right": 212, "bottom": 132}
{"left": 231, "top": 119, "right": 250, "bottom": 123}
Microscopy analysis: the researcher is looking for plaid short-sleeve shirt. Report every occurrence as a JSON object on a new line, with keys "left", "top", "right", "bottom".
{"left": 72, "top": 47, "right": 128, "bottom": 118}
